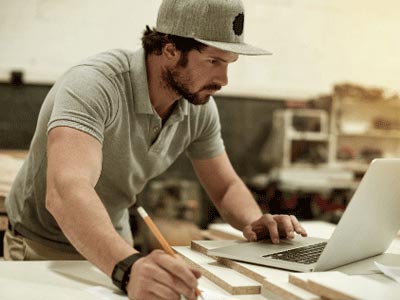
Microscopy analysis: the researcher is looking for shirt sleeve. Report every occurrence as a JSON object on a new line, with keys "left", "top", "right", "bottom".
{"left": 186, "top": 98, "right": 225, "bottom": 160}
{"left": 47, "top": 66, "right": 118, "bottom": 144}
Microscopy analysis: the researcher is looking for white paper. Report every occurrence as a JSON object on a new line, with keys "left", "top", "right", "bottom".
{"left": 86, "top": 285, "right": 232, "bottom": 300}
{"left": 198, "top": 288, "right": 233, "bottom": 300}
{"left": 375, "top": 261, "right": 400, "bottom": 284}
{"left": 86, "top": 286, "right": 127, "bottom": 300}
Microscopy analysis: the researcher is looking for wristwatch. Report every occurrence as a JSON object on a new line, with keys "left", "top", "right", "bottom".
{"left": 111, "top": 253, "right": 143, "bottom": 293}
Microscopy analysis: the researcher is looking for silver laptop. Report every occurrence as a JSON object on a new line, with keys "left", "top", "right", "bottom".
{"left": 209, "top": 159, "right": 400, "bottom": 272}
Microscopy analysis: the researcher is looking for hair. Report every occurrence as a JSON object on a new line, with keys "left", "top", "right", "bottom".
{"left": 141, "top": 26, "right": 207, "bottom": 57}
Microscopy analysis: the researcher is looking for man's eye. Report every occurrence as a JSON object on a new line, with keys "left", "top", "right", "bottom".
{"left": 209, "top": 59, "right": 218, "bottom": 64}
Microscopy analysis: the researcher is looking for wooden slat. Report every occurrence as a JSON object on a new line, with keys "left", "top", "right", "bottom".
{"left": 191, "top": 240, "right": 288, "bottom": 284}
{"left": 0, "top": 153, "right": 25, "bottom": 198}
{"left": 191, "top": 240, "right": 321, "bottom": 300}
{"left": 191, "top": 240, "right": 242, "bottom": 255}
{"left": 288, "top": 273, "right": 311, "bottom": 291}
{"left": 0, "top": 215, "right": 8, "bottom": 231}
{"left": 0, "top": 197, "right": 6, "bottom": 213}
{"left": 207, "top": 223, "right": 245, "bottom": 240}
{"left": 262, "top": 279, "right": 321, "bottom": 300}
{"left": 290, "top": 271, "right": 400, "bottom": 300}
{"left": 0, "top": 150, "right": 28, "bottom": 159}
{"left": 173, "top": 246, "right": 261, "bottom": 295}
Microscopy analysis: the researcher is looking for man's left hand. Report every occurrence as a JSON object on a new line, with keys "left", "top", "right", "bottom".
{"left": 243, "top": 214, "right": 307, "bottom": 243}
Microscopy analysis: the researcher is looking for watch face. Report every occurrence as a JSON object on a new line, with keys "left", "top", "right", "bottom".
{"left": 114, "top": 267, "right": 125, "bottom": 280}
{"left": 112, "top": 253, "right": 143, "bottom": 291}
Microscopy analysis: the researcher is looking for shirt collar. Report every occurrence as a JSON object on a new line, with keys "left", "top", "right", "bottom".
{"left": 130, "top": 48, "right": 154, "bottom": 114}
{"left": 130, "top": 48, "right": 189, "bottom": 119}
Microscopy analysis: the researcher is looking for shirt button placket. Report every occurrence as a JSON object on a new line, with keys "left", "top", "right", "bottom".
{"left": 150, "top": 118, "right": 162, "bottom": 150}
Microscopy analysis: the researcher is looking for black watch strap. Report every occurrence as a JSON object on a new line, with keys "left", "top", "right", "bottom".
{"left": 111, "top": 253, "right": 143, "bottom": 293}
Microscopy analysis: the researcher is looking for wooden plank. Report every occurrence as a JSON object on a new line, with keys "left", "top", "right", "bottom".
{"left": 288, "top": 273, "right": 313, "bottom": 291}
{"left": 262, "top": 279, "right": 321, "bottom": 300}
{"left": 0, "top": 153, "right": 24, "bottom": 197}
{"left": 173, "top": 246, "right": 261, "bottom": 295}
{"left": 191, "top": 240, "right": 288, "bottom": 284}
{"left": 207, "top": 223, "right": 245, "bottom": 240}
{"left": 191, "top": 240, "right": 242, "bottom": 255}
{"left": 199, "top": 230, "right": 237, "bottom": 242}
{"left": 0, "top": 183, "right": 12, "bottom": 194}
{"left": 0, "top": 196, "right": 5, "bottom": 211}
{"left": 0, "top": 215, "right": 8, "bottom": 231}
{"left": 289, "top": 272, "right": 348, "bottom": 294}
{"left": 0, "top": 150, "right": 28, "bottom": 159}
{"left": 307, "top": 279, "right": 358, "bottom": 300}
{"left": 290, "top": 271, "right": 400, "bottom": 300}
{"left": 191, "top": 240, "right": 320, "bottom": 300}
{"left": 0, "top": 154, "right": 25, "bottom": 172}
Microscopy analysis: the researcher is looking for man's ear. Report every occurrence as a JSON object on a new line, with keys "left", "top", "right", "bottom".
{"left": 163, "top": 43, "right": 179, "bottom": 60}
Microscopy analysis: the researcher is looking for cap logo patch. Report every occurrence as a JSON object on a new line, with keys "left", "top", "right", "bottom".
{"left": 232, "top": 13, "right": 244, "bottom": 36}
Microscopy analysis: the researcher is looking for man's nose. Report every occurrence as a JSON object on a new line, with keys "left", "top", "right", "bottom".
{"left": 214, "top": 65, "right": 228, "bottom": 87}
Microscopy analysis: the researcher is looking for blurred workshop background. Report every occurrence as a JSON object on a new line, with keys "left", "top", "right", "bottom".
{"left": 1, "top": 0, "right": 399, "bottom": 254}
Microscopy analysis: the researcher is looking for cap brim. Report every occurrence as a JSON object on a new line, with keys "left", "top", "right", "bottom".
{"left": 195, "top": 38, "right": 272, "bottom": 56}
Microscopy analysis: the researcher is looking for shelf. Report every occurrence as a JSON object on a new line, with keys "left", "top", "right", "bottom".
{"left": 0, "top": 196, "right": 5, "bottom": 213}
{"left": 337, "top": 129, "right": 400, "bottom": 139}
{"left": 289, "top": 131, "right": 329, "bottom": 141}
{"left": 0, "top": 215, "right": 8, "bottom": 231}
{"left": 335, "top": 96, "right": 400, "bottom": 110}
{"left": 334, "top": 161, "right": 370, "bottom": 173}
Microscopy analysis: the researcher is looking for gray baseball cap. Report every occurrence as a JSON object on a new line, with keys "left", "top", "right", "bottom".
{"left": 155, "top": 0, "right": 272, "bottom": 56}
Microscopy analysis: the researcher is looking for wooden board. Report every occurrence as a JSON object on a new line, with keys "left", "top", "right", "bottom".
{"left": 290, "top": 272, "right": 355, "bottom": 289}
{"left": 288, "top": 272, "right": 315, "bottom": 291}
{"left": 0, "top": 197, "right": 6, "bottom": 213}
{"left": 191, "top": 240, "right": 289, "bottom": 284}
{"left": 191, "top": 240, "right": 242, "bottom": 255}
{"left": 289, "top": 271, "right": 400, "bottom": 300}
{"left": 173, "top": 246, "right": 261, "bottom": 295}
{"left": 0, "top": 150, "right": 28, "bottom": 159}
{"left": 191, "top": 240, "right": 321, "bottom": 300}
{"left": 0, "top": 215, "right": 8, "bottom": 231}
{"left": 206, "top": 223, "right": 246, "bottom": 240}
{"left": 262, "top": 279, "right": 321, "bottom": 300}
{"left": 0, "top": 153, "right": 25, "bottom": 198}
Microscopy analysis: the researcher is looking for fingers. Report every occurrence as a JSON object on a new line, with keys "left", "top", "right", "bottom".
{"left": 262, "top": 214, "right": 280, "bottom": 243}
{"left": 149, "top": 281, "right": 182, "bottom": 300}
{"left": 152, "top": 265, "right": 196, "bottom": 299}
{"left": 277, "top": 214, "right": 295, "bottom": 240}
{"left": 156, "top": 251, "right": 199, "bottom": 289}
{"left": 243, "top": 224, "right": 257, "bottom": 241}
{"left": 244, "top": 215, "right": 280, "bottom": 243}
{"left": 243, "top": 223, "right": 266, "bottom": 241}
{"left": 190, "top": 267, "right": 202, "bottom": 279}
{"left": 127, "top": 250, "right": 200, "bottom": 300}
{"left": 290, "top": 215, "right": 308, "bottom": 237}
{"left": 243, "top": 214, "right": 308, "bottom": 244}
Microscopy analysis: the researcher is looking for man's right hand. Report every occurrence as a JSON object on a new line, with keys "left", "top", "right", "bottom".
{"left": 126, "top": 249, "right": 202, "bottom": 300}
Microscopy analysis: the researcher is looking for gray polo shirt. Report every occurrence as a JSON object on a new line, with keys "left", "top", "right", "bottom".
{"left": 6, "top": 48, "right": 225, "bottom": 252}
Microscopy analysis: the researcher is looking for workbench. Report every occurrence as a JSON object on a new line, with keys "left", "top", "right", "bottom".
{"left": 1, "top": 221, "right": 400, "bottom": 299}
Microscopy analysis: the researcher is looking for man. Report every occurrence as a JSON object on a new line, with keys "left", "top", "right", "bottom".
{"left": 4, "top": 0, "right": 307, "bottom": 299}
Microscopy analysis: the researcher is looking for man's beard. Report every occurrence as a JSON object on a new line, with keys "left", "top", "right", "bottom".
{"left": 162, "top": 63, "right": 221, "bottom": 105}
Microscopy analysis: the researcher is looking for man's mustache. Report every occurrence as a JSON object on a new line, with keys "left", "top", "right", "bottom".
{"left": 203, "top": 84, "right": 221, "bottom": 91}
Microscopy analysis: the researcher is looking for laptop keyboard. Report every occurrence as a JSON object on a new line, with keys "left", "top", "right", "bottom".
{"left": 263, "top": 242, "right": 327, "bottom": 264}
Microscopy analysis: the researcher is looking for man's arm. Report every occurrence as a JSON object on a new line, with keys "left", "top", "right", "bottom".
{"left": 191, "top": 152, "right": 262, "bottom": 229}
{"left": 46, "top": 127, "right": 200, "bottom": 300}
{"left": 46, "top": 127, "right": 135, "bottom": 275}
{"left": 191, "top": 151, "right": 307, "bottom": 242}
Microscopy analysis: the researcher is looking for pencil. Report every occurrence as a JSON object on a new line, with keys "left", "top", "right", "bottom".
{"left": 137, "top": 206, "right": 204, "bottom": 300}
